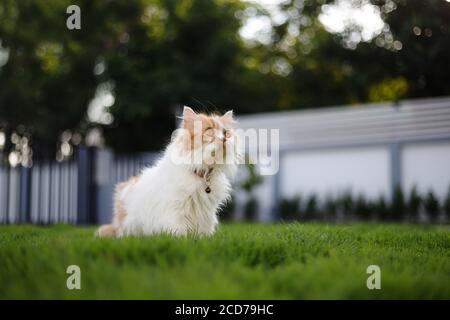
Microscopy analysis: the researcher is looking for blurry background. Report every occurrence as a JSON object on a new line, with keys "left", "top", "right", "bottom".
{"left": 0, "top": 0, "right": 449, "bottom": 224}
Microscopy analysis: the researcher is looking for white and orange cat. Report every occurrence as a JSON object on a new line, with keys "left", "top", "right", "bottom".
{"left": 96, "top": 107, "right": 240, "bottom": 237}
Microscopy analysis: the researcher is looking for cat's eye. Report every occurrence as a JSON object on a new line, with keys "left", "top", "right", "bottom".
{"left": 204, "top": 127, "right": 214, "bottom": 136}
{"left": 224, "top": 129, "right": 232, "bottom": 138}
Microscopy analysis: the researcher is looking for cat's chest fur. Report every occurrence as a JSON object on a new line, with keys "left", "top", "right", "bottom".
{"left": 120, "top": 168, "right": 232, "bottom": 236}
{"left": 178, "top": 173, "right": 230, "bottom": 234}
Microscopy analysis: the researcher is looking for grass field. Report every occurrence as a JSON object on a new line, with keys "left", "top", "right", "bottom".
{"left": 0, "top": 223, "right": 449, "bottom": 299}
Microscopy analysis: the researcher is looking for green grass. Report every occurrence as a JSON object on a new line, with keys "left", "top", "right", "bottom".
{"left": 0, "top": 223, "right": 449, "bottom": 299}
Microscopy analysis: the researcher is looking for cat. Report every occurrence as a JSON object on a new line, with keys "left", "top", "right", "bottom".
{"left": 96, "top": 106, "right": 240, "bottom": 237}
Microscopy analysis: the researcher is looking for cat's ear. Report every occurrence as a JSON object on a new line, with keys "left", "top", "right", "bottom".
{"left": 221, "top": 110, "right": 235, "bottom": 126}
{"left": 182, "top": 106, "right": 198, "bottom": 131}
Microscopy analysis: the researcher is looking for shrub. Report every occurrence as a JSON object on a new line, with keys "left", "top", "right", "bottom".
{"left": 424, "top": 190, "right": 440, "bottom": 222}
{"left": 336, "top": 191, "right": 353, "bottom": 219}
{"left": 445, "top": 186, "right": 450, "bottom": 220}
{"left": 240, "top": 163, "right": 264, "bottom": 221}
{"left": 407, "top": 185, "right": 422, "bottom": 222}
{"left": 240, "top": 163, "right": 263, "bottom": 193}
{"left": 278, "top": 196, "right": 301, "bottom": 221}
{"left": 373, "top": 195, "right": 389, "bottom": 220}
{"left": 274, "top": 185, "right": 450, "bottom": 223}
{"left": 219, "top": 196, "right": 235, "bottom": 221}
{"left": 390, "top": 185, "right": 406, "bottom": 221}
{"left": 323, "top": 194, "right": 337, "bottom": 221}
{"left": 244, "top": 196, "right": 258, "bottom": 221}
{"left": 354, "top": 194, "right": 371, "bottom": 220}
{"left": 303, "top": 194, "right": 318, "bottom": 220}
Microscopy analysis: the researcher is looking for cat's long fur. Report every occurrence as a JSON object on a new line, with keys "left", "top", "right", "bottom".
{"left": 96, "top": 107, "right": 239, "bottom": 237}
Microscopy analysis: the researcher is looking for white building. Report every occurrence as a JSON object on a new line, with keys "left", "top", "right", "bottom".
{"left": 236, "top": 96, "right": 450, "bottom": 221}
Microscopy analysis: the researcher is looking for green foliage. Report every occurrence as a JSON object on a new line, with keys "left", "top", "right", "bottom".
{"left": 243, "top": 196, "right": 258, "bottom": 221}
{"left": 376, "top": 0, "right": 450, "bottom": 99}
{"left": 445, "top": 186, "right": 450, "bottom": 218}
{"left": 303, "top": 194, "right": 318, "bottom": 220}
{"left": 0, "top": 224, "right": 449, "bottom": 299}
{"left": 323, "top": 194, "right": 337, "bottom": 221}
{"left": 407, "top": 185, "right": 422, "bottom": 221}
{"left": 368, "top": 77, "right": 408, "bottom": 103}
{"left": 240, "top": 163, "right": 263, "bottom": 194}
{"left": 219, "top": 196, "right": 235, "bottom": 221}
{"left": 336, "top": 191, "right": 354, "bottom": 218}
{"left": 0, "top": 0, "right": 109, "bottom": 155}
{"left": 373, "top": 195, "right": 389, "bottom": 220}
{"left": 1, "top": 0, "right": 450, "bottom": 154}
{"left": 275, "top": 184, "right": 449, "bottom": 223}
{"left": 391, "top": 185, "right": 406, "bottom": 221}
{"left": 102, "top": 0, "right": 254, "bottom": 152}
{"left": 267, "top": 0, "right": 450, "bottom": 109}
{"left": 278, "top": 195, "right": 301, "bottom": 221}
{"left": 0, "top": 0, "right": 259, "bottom": 153}
{"left": 354, "top": 194, "right": 372, "bottom": 220}
{"left": 237, "top": 163, "right": 263, "bottom": 221}
{"left": 424, "top": 190, "right": 440, "bottom": 222}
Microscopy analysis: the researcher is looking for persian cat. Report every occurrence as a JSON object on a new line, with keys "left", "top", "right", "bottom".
{"left": 97, "top": 106, "right": 239, "bottom": 237}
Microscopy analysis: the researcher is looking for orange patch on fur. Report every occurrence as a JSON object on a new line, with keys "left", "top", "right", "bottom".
{"left": 179, "top": 108, "right": 235, "bottom": 152}
{"left": 114, "top": 176, "right": 139, "bottom": 223}
{"left": 96, "top": 175, "right": 139, "bottom": 238}
{"left": 198, "top": 114, "right": 217, "bottom": 130}
{"left": 181, "top": 113, "right": 217, "bottom": 151}
{"left": 96, "top": 224, "right": 116, "bottom": 237}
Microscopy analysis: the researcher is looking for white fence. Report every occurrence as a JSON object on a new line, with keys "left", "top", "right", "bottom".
{"left": 0, "top": 147, "right": 158, "bottom": 224}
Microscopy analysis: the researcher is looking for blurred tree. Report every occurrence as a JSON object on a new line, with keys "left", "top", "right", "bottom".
{"left": 103, "top": 0, "right": 257, "bottom": 151}
{"left": 0, "top": 0, "right": 258, "bottom": 154}
{"left": 260, "top": 0, "right": 450, "bottom": 109}
{"left": 1, "top": 0, "right": 450, "bottom": 156}
{"left": 375, "top": 0, "right": 450, "bottom": 99}
{"left": 0, "top": 0, "right": 138, "bottom": 157}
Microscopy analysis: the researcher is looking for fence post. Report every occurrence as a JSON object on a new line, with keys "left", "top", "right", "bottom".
{"left": 94, "top": 148, "right": 114, "bottom": 225}
{"left": 77, "top": 146, "right": 96, "bottom": 224}
{"left": 270, "top": 149, "right": 283, "bottom": 221}
{"left": 19, "top": 166, "right": 31, "bottom": 223}
{"left": 390, "top": 142, "right": 402, "bottom": 199}
{"left": 271, "top": 168, "right": 281, "bottom": 221}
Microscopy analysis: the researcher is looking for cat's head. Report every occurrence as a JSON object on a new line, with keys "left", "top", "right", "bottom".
{"left": 174, "top": 106, "right": 238, "bottom": 168}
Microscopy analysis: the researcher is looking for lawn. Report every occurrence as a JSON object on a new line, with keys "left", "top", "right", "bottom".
{"left": 0, "top": 223, "right": 449, "bottom": 299}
